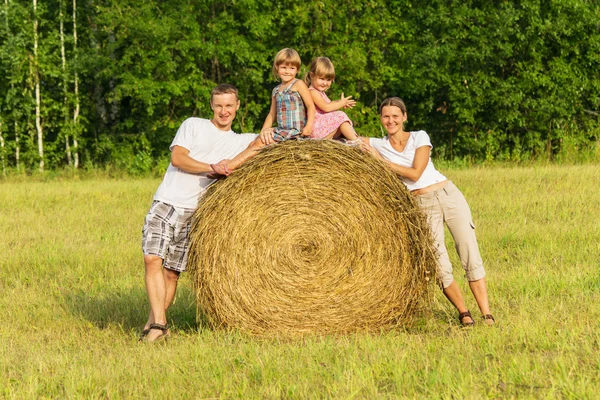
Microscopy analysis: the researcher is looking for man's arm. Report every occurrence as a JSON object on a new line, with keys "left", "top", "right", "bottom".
{"left": 171, "top": 145, "right": 214, "bottom": 174}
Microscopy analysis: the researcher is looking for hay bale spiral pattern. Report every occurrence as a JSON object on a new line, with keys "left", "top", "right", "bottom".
{"left": 189, "top": 140, "right": 436, "bottom": 336}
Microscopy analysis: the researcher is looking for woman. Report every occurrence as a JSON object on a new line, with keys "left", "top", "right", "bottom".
{"left": 365, "top": 97, "right": 495, "bottom": 326}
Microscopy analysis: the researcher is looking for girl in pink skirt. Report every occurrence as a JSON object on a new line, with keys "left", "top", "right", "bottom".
{"left": 304, "top": 57, "right": 360, "bottom": 143}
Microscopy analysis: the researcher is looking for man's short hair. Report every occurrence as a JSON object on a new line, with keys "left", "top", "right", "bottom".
{"left": 210, "top": 84, "right": 238, "bottom": 103}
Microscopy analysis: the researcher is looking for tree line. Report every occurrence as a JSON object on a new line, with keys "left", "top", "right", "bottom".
{"left": 1, "top": 0, "right": 599, "bottom": 174}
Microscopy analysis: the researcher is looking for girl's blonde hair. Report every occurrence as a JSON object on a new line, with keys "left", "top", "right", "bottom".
{"left": 379, "top": 97, "right": 407, "bottom": 115}
{"left": 304, "top": 57, "right": 336, "bottom": 87}
{"left": 272, "top": 48, "right": 302, "bottom": 80}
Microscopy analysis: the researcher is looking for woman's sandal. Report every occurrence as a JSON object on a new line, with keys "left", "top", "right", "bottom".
{"left": 482, "top": 314, "right": 495, "bottom": 326}
{"left": 458, "top": 310, "right": 475, "bottom": 327}
{"left": 141, "top": 323, "right": 170, "bottom": 343}
{"left": 138, "top": 328, "right": 150, "bottom": 341}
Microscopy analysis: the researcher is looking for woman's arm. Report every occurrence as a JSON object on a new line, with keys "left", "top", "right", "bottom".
{"left": 310, "top": 90, "right": 356, "bottom": 113}
{"left": 171, "top": 145, "right": 214, "bottom": 174}
{"left": 385, "top": 146, "right": 431, "bottom": 181}
{"left": 295, "top": 81, "right": 315, "bottom": 137}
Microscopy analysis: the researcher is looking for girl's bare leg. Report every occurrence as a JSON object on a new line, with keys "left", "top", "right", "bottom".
{"left": 323, "top": 122, "right": 359, "bottom": 141}
{"left": 339, "top": 121, "right": 359, "bottom": 140}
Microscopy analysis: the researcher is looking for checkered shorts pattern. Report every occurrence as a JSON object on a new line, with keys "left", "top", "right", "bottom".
{"left": 141, "top": 201, "right": 195, "bottom": 272}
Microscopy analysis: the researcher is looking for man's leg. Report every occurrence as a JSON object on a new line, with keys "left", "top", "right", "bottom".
{"left": 143, "top": 254, "right": 168, "bottom": 341}
{"left": 143, "top": 258, "right": 180, "bottom": 331}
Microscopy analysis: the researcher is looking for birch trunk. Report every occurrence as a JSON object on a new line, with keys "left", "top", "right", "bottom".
{"left": 5, "top": 0, "right": 19, "bottom": 170}
{"left": 72, "top": 0, "right": 79, "bottom": 168}
{"left": 0, "top": 121, "right": 5, "bottom": 176}
{"left": 14, "top": 120, "right": 19, "bottom": 171}
{"left": 59, "top": 0, "right": 72, "bottom": 166}
{"left": 33, "top": 0, "right": 43, "bottom": 172}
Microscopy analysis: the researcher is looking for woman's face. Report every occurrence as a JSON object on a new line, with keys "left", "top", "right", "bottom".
{"left": 380, "top": 105, "right": 407, "bottom": 135}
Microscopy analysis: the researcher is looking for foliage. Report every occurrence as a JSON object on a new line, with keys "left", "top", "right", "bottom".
{"left": 0, "top": 0, "right": 599, "bottom": 171}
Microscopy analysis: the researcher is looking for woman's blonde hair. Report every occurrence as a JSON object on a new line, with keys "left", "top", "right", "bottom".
{"left": 304, "top": 57, "right": 336, "bottom": 87}
{"left": 379, "top": 97, "right": 407, "bottom": 115}
{"left": 272, "top": 48, "right": 302, "bottom": 80}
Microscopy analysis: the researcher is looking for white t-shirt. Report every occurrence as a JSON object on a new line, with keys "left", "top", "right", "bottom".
{"left": 153, "top": 118, "right": 258, "bottom": 208}
{"left": 370, "top": 131, "right": 446, "bottom": 191}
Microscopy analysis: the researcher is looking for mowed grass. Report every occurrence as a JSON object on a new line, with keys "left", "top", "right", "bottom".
{"left": 1, "top": 165, "right": 599, "bottom": 399}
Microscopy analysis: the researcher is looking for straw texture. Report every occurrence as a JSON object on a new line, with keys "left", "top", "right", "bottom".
{"left": 188, "top": 139, "right": 436, "bottom": 336}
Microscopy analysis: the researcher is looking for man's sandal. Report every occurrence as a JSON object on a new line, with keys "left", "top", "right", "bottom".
{"left": 482, "top": 314, "right": 495, "bottom": 326}
{"left": 458, "top": 311, "right": 475, "bottom": 327}
{"left": 141, "top": 323, "right": 169, "bottom": 343}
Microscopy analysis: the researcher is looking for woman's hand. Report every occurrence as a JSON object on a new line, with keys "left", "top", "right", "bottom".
{"left": 360, "top": 140, "right": 383, "bottom": 159}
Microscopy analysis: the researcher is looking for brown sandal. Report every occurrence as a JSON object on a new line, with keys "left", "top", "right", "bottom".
{"left": 458, "top": 311, "right": 475, "bottom": 327}
{"left": 482, "top": 314, "right": 495, "bottom": 326}
{"left": 138, "top": 328, "right": 150, "bottom": 341}
{"left": 141, "top": 323, "right": 170, "bottom": 343}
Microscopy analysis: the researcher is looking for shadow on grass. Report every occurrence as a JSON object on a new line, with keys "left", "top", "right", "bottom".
{"left": 63, "top": 284, "right": 209, "bottom": 334}
{"left": 63, "top": 282, "right": 449, "bottom": 337}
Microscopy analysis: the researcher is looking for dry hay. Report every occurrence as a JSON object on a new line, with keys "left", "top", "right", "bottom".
{"left": 188, "top": 139, "right": 437, "bottom": 336}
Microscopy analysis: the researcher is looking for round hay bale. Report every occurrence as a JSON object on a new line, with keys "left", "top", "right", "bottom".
{"left": 188, "top": 139, "right": 436, "bottom": 336}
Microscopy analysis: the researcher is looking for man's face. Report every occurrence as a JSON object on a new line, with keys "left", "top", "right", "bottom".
{"left": 210, "top": 93, "right": 240, "bottom": 131}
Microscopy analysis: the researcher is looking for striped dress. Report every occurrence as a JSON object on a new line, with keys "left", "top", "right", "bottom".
{"left": 272, "top": 79, "right": 306, "bottom": 142}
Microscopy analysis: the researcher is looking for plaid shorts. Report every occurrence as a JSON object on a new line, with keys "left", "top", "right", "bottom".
{"left": 273, "top": 128, "right": 301, "bottom": 142}
{"left": 141, "top": 201, "right": 195, "bottom": 272}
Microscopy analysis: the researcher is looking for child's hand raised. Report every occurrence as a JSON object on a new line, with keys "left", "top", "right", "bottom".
{"left": 341, "top": 93, "right": 356, "bottom": 109}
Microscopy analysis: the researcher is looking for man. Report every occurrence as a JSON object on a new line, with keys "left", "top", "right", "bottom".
{"left": 140, "top": 84, "right": 257, "bottom": 342}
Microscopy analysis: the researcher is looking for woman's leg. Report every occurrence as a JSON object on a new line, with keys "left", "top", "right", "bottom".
{"left": 469, "top": 278, "right": 494, "bottom": 324}
{"left": 418, "top": 192, "right": 472, "bottom": 324}
{"left": 441, "top": 182, "right": 493, "bottom": 323}
{"left": 443, "top": 280, "right": 473, "bottom": 324}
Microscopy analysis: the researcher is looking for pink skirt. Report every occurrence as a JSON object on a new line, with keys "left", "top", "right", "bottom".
{"left": 310, "top": 111, "right": 352, "bottom": 139}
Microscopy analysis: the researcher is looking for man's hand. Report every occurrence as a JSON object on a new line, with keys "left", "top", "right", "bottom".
{"left": 209, "top": 160, "right": 233, "bottom": 178}
{"left": 259, "top": 128, "right": 276, "bottom": 145}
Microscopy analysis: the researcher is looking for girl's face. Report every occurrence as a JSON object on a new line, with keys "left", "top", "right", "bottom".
{"left": 380, "top": 105, "right": 407, "bottom": 135}
{"left": 277, "top": 62, "right": 299, "bottom": 83}
{"left": 312, "top": 74, "right": 333, "bottom": 92}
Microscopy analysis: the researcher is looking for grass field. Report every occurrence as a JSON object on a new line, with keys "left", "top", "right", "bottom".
{"left": 1, "top": 164, "right": 599, "bottom": 399}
